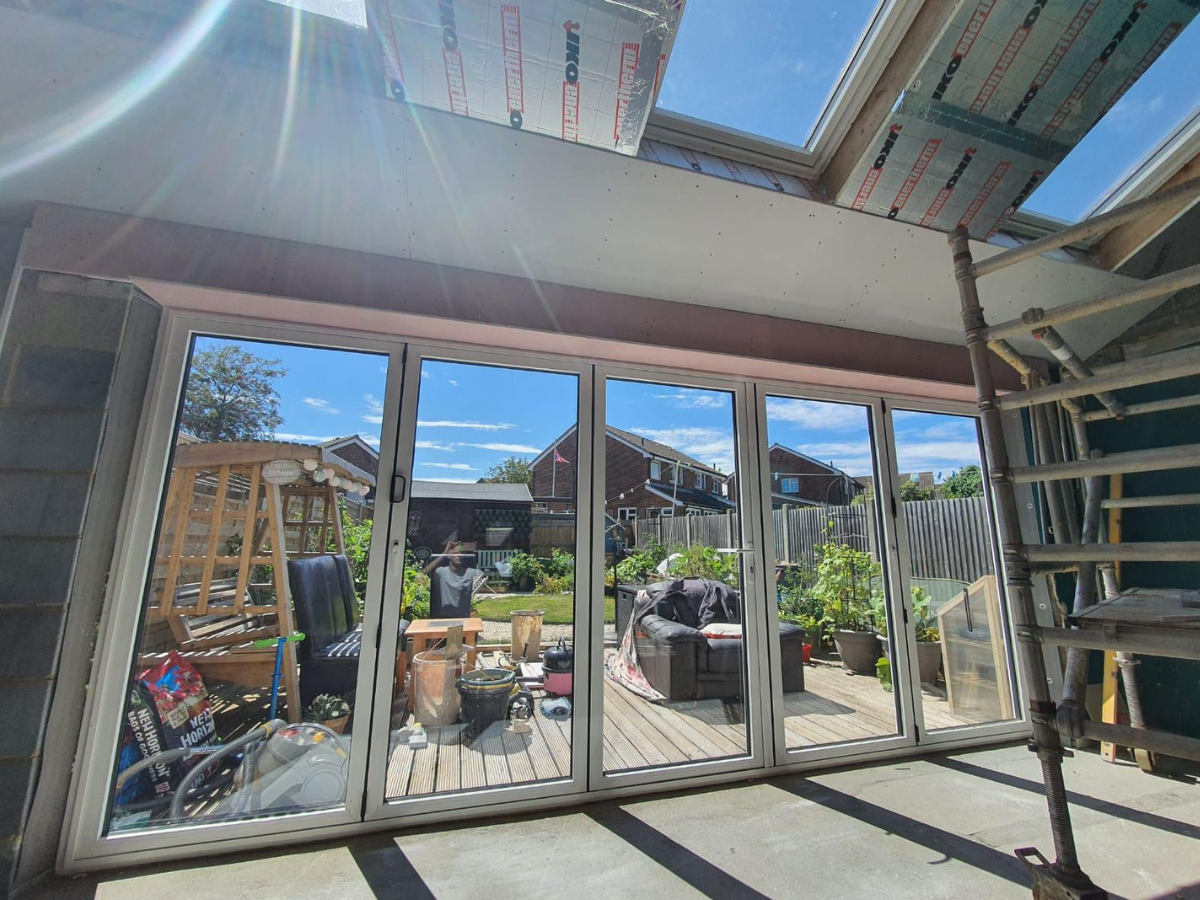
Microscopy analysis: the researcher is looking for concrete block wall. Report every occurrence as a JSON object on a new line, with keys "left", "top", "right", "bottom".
{"left": 0, "top": 268, "right": 160, "bottom": 898}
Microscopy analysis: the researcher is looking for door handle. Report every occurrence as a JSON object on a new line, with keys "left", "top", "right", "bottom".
{"left": 391, "top": 474, "right": 407, "bottom": 503}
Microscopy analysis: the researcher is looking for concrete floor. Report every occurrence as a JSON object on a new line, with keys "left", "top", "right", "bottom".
{"left": 30, "top": 744, "right": 1200, "bottom": 900}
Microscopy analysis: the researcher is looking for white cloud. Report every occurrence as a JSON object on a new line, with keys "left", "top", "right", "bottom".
{"left": 766, "top": 397, "right": 865, "bottom": 431}
{"left": 425, "top": 477, "right": 478, "bottom": 483}
{"left": 894, "top": 441, "right": 982, "bottom": 475}
{"left": 303, "top": 397, "right": 339, "bottom": 415}
{"left": 421, "top": 370, "right": 431, "bottom": 379}
{"left": 632, "top": 426, "right": 736, "bottom": 473}
{"left": 361, "top": 393, "right": 384, "bottom": 425}
{"left": 416, "top": 440, "right": 456, "bottom": 451}
{"left": 653, "top": 389, "right": 730, "bottom": 410}
{"left": 418, "top": 420, "right": 515, "bottom": 431}
{"left": 448, "top": 379, "right": 459, "bottom": 387}
{"left": 274, "top": 431, "right": 336, "bottom": 444}
{"left": 789, "top": 441, "right": 876, "bottom": 477}
{"left": 421, "top": 462, "right": 478, "bottom": 471}
{"left": 1106, "top": 93, "right": 1165, "bottom": 132}
{"left": 457, "top": 442, "right": 541, "bottom": 454}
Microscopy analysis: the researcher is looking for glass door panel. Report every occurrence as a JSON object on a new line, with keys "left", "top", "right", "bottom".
{"left": 380, "top": 357, "right": 584, "bottom": 801}
{"left": 103, "top": 336, "right": 389, "bottom": 835}
{"left": 891, "top": 409, "right": 1019, "bottom": 733}
{"left": 760, "top": 396, "right": 903, "bottom": 751}
{"left": 600, "top": 378, "right": 756, "bottom": 775}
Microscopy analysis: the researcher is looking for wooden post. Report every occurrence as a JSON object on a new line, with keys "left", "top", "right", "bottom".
{"left": 234, "top": 465, "right": 261, "bottom": 614}
{"left": 330, "top": 485, "right": 345, "bottom": 553}
{"left": 266, "top": 482, "right": 302, "bottom": 723}
{"left": 197, "top": 465, "right": 231, "bottom": 614}
{"left": 161, "top": 467, "right": 194, "bottom": 615}
{"left": 1100, "top": 474, "right": 1122, "bottom": 763}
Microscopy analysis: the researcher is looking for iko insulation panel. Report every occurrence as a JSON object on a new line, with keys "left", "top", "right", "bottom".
{"left": 835, "top": 1, "right": 1200, "bottom": 238}
{"left": 374, "top": 0, "right": 684, "bottom": 154}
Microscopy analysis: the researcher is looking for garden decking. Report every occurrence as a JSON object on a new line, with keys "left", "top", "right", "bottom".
{"left": 383, "top": 658, "right": 980, "bottom": 795}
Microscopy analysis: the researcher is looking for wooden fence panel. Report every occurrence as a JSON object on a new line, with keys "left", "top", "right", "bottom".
{"left": 635, "top": 497, "right": 992, "bottom": 584}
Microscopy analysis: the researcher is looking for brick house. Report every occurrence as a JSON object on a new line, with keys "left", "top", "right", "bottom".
{"left": 321, "top": 434, "right": 380, "bottom": 507}
{"left": 530, "top": 425, "right": 733, "bottom": 520}
{"left": 728, "top": 443, "right": 860, "bottom": 508}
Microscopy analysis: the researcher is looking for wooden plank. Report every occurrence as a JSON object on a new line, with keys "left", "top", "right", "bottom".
{"left": 235, "top": 465, "right": 261, "bottom": 614}
{"left": 498, "top": 728, "right": 538, "bottom": 785}
{"left": 473, "top": 723, "right": 511, "bottom": 787}
{"left": 407, "top": 731, "right": 440, "bottom": 797}
{"left": 460, "top": 726, "right": 488, "bottom": 790}
{"left": 331, "top": 484, "right": 345, "bottom": 553}
{"left": 434, "top": 727, "right": 463, "bottom": 793}
{"left": 386, "top": 742, "right": 415, "bottom": 798}
{"left": 197, "top": 465, "right": 232, "bottom": 614}
{"left": 160, "top": 467, "right": 194, "bottom": 614}
{"left": 525, "top": 715, "right": 565, "bottom": 780}
{"left": 265, "top": 483, "right": 300, "bottom": 722}
{"left": 1102, "top": 473, "right": 1123, "bottom": 763}
{"left": 537, "top": 708, "right": 574, "bottom": 778}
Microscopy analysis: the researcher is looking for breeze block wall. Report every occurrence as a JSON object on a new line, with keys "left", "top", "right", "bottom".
{"left": 0, "top": 268, "right": 160, "bottom": 897}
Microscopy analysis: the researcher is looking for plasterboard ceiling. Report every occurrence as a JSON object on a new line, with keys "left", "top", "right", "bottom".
{"left": 0, "top": 5, "right": 1153, "bottom": 362}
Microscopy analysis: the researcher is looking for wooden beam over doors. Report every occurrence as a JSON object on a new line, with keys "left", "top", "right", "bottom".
{"left": 1096, "top": 153, "right": 1200, "bottom": 273}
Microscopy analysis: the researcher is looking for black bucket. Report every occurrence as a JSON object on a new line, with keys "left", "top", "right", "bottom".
{"left": 458, "top": 668, "right": 515, "bottom": 739}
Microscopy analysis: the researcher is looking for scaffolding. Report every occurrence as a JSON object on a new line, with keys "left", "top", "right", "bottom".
{"left": 947, "top": 175, "right": 1200, "bottom": 900}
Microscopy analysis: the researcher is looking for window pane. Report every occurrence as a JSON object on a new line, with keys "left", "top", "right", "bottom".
{"left": 892, "top": 410, "right": 1017, "bottom": 730}
{"left": 107, "top": 337, "right": 387, "bottom": 834}
{"left": 384, "top": 360, "right": 579, "bottom": 800}
{"left": 604, "top": 380, "right": 750, "bottom": 774}
{"left": 763, "top": 396, "right": 900, "bottom": 750}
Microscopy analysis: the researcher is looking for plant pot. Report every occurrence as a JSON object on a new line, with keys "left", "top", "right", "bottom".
{"left": 319, "top": 715, "right": 348, "bottom": 735}
{"left": 833, "top": 630, "right": 880, "bottom": 675}
{"left": 917, "top": 641, "right": 943, "bottom": 685}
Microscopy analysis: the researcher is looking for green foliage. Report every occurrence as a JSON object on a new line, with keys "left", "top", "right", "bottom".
{"left": 666, "top": 544, "right": 740, "bottom": 587}
{"left": 778, "top": 563, "right": 824, "bottom": 642}
{"left": 614, "top": 540, "right": 667, "bottom": 585}
{"left": 543, "top": 548, "right": 575, "bottom": 580}
{"left": 341, "top": 510, "right": 372, "bottom": 595}
{"left": 181, "top": 344, "right": 286, "bottom": 442}
{"left": 398, "top": 543, "right": 431, "bottom": 619}
{"left": 507, "top": 551, "right": 545, "bottom": 586}
{"left": 535, "top": 574, "right": 573, "bottom": 594}
{"left": 900, "top": 477, "right": 934, "bottom": 502}
{"left": 306, "top": 693, "right": 350, "bottom": 721}
{"left": 481, "top": 455, "right": 533, "bottom": 485}
{"left": 876, "top": 657, "right": 892, "bottom": 692}
{"left": 942, "top": 464, "right": 983, "bottom": 499}
{"left": 910, "top": 584, "right": 940, "bottom": 642}
{"left": 811, "top": 536, "right": 882, "bottom": 633}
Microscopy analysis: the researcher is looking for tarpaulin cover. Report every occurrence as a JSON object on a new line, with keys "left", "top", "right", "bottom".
{"left": 835, "top": 1, "right": 1200, "bottom": 238}
{"left": 374, "top": 0, "right": 684, "bottom": 154}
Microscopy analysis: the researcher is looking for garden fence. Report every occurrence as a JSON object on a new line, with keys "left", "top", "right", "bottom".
{"left": 634, "top": 497, "right": 993, "bottom": 584}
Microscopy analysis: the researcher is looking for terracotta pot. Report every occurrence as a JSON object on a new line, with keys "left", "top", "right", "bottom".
{"left": 321, "top": 715, "right": 348, "bottom": 735}
{"left": 833, "top": 630, "right": 880, "bottom": 674}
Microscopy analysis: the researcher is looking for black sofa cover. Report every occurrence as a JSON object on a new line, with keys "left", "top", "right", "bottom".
{"left": 633, "top": 578, "right": 805, "bottom": 702}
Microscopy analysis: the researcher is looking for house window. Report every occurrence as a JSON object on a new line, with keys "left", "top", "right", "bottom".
{"left": 532, "top": 501, "right": 548, "bottom": 512}
{"left": 650, "top": 460, "right": 662, "bottom": 481}
{"left": 660, "top": 507, "right": 675, "bottom": 517}
{"left": 675, "top": 466, "right": 683, "bottom": 484}
{"left": 781, "top": 477, "right": 799, "bottom": 494}
{"left": 617, "top": 507, "right": 637, "bottom": 521}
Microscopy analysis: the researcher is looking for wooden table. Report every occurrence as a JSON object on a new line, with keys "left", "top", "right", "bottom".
{"left": 406, "top": 618, "right": 485, "bottom": 668}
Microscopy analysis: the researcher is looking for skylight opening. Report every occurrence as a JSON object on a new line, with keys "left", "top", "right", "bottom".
{"left": 654, "top": 0, "right": 885, "bottom": 150}
{"left": 266, "top": 0, "right": 366, "bottom": 28}
{"left": 1025, "top": 21, "right": 1200, "bottom": 223}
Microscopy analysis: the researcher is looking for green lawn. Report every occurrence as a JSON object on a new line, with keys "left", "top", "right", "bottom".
{"left": 473, "top": 593, "right": 615, "bottom": 625}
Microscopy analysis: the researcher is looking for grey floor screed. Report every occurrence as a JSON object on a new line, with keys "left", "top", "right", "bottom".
{"left": 30, "top": 744, "right": 1200, "bottom": 900}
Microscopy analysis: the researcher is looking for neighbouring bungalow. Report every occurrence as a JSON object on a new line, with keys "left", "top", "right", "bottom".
{"left": 406, "top": 480, "right": 534, "bottom": 571}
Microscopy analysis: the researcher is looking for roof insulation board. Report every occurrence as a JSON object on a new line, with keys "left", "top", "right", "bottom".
{"left": 375, "top": 0, "right": 685, "bottom": 154}
{"left": 835, "top": 0, "right": 1200, "bottom": 238}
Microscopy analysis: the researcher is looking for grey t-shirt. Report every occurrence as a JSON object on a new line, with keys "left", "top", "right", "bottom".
{"left": 431, "top": 566, "right": 480, "bottom": 617}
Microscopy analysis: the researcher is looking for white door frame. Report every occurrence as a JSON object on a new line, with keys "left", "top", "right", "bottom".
{"left": 588, "top": 365, "right": 769, "bottom": 790}
{"left": 880, "top": 397, "right": 1030, "bottom": 747}
{"left": 62, "top": 312, "right": 407, "bottom": 865}
{"left": 363, "top": 343, "right": 595, "bottom": 820}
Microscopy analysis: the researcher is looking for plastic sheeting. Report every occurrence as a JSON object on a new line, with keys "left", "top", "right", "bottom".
{"left": 835, "top": 1, "right": 1200, "bottom": 238}
{"left": 374, "top": 0, "right": 684, "bottom": 154}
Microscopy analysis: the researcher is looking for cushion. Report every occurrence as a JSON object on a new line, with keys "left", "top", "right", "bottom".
{"left": 702, "top": 623, "right": 742, "bottom": 639}
{"left": 704, "top": 639, "right": 744, "bottom": 674}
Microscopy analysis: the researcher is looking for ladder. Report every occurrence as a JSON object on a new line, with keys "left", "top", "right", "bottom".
{"left": 946, "top": 174, "right": 1200, "bottom": 900}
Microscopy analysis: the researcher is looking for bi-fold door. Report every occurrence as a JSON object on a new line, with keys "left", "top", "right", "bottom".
{"left": 65, "top": 313, "right": 1025, "bottom": 869}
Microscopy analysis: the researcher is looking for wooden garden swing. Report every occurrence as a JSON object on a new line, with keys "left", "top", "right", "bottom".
{"left": 140, "top": 440, "right": 374, "bottom": 722}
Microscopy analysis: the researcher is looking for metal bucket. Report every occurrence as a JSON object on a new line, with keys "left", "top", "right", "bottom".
{"left": 509, "top": 609, "right": 545, "bottom": 662}
{"left": 412, "top": 649, "right": 463, "bottom": 727}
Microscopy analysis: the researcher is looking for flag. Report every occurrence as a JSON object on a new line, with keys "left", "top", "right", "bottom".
{"left": 553, "top": 448, "right": 568, "bottom": 464}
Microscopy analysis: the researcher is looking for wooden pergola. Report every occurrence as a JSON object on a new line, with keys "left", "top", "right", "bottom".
{"left": 143, "top": 440, "right": 375, "bottom": 721}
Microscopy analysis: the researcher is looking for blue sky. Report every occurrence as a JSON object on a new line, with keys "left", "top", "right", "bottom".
{"left": 1026, "top": 21, "right": 1200, "bottom": 222}
{"left": 656, "top": 0, "right": 881, "bottom": 147}
{"left": 196, "top": 340, "right": 981, "bottom": 485}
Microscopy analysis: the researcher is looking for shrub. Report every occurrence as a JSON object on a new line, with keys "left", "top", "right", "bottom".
{"left": 812, "top": 539, "right": 882, "bottom": 633}
{"left": 543, "top": 548, "right": 575, "bottom": 579}
{"left": 508, "top": 551, "right": 545, "bottom": 586}
{"left": 614, "top": 540, "right": 667, "bottom": 584}
{"left": 666, "top": 544, "right": 739, "bottom": 587}
{"left": 535, "top": 573, "right": 573, "bottom": 595}
{"left": 402, "top": 548, "right": 430, "bottom": 619}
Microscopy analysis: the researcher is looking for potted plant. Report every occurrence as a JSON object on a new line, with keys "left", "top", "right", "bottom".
{"left": 507, "top": 551, "right": 544, "bottom": 593}
{"left": 911, "top": 585, "right": 943, "bottom": 686}
{"left": 307, "top": 694, "right": 351, "bottom": 734}
{"left": 813, "top": 540, "right": 882, "bottom": 674}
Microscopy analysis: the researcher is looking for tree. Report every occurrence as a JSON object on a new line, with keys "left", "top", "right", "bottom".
{"left": 181, "top": 345, "right": 286, "bottom": 442}
{"left": 942, "top": 464, "right": 984, "bottom": 499}
{"left": 899, "top": 477, "right": 934, "bottom": 502}
{"left": 482, "top": 455, "right": 533, "bottom": 485}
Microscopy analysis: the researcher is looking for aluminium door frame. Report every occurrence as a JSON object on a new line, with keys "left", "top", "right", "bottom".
{"left": 879, "top": 397, "right": 1031, "bottom": 747}
{"left": 751, "top": 381, "right": 919, "bottom": 765}
{"left": 362, "top": 342, "right": 595, "bottom": 821}
{"left": 588, "top": 364, "right": 769, "bottom": 791}
{"left": 62, "top": 312, "right": 408, "bottom": 866}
